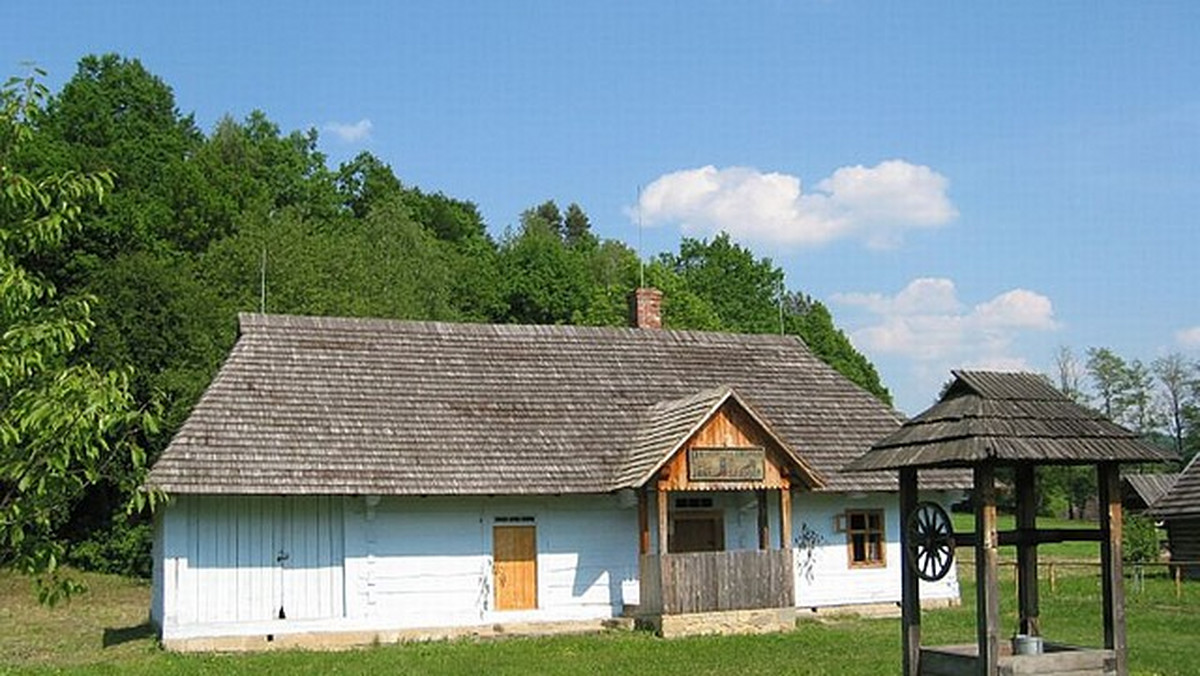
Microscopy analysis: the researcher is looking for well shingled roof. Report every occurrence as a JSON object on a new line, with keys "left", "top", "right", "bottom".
{"left": 148, "top": 313, "right": 954, "bottom": 496}
{"left": 847, "top": 370, "right": 1173, "bottom": 471}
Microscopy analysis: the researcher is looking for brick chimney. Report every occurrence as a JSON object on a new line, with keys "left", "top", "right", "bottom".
{"left": 630, "top": 287, "right": 663, "bottom": 329}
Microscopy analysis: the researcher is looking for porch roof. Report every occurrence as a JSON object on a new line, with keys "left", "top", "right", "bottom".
{"left": 618, "top": 386, "right": 825, "bottom": 490}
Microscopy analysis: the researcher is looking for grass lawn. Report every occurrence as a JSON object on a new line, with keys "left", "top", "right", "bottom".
{"left": 2, "top": 566, "right": 1198, "bottom": 675}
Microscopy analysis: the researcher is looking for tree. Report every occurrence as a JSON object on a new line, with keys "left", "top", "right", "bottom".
{"left": 38, "top": 54, "right": 207, "bottom": 258}
{"left": 1053, "top": 345, "right": 1087, "bottom": 404}
{"left": 335, "top": 151, "right": 402, "bottom": 219}
{"left": 531, "top": 200, "right": 564, "bottom": 239}
{"left": 1153, "top": 353, "right": 1195, "bottom": 457}
{"left": 1119, "top": 358, "right": 1160, "bottom": 435}
{"left": 1086, "top": 347, "right": 1128, "bottom": 420}
{"left": 0, "top": 70, "right": 157, "bottom": 602}
{"left": 498, "top": 206, "right": 590, "bottom": 324}
{"left": 661, "top": 233, "right": 784, "bottom": 334}
{"left": 784, "top": 293, "right": 891, "bottom": 405}
{"left": 563, "top": 202, "right": 596, "bottom": 249}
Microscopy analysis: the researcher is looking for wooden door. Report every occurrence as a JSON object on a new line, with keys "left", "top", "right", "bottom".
{"left": 493, "top": 526, "right": 537, "bottom": 610}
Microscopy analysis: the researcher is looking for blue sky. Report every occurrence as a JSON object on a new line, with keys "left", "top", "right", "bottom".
{"left": 4, "top": 1, "right": 1198, "bottom": 415}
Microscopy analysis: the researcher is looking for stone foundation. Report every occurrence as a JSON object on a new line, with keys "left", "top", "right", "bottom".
{"left": 162, "top": 617, "right": 634, "bottom": 653}
{"left": 639, "top": 607, "right": 796, "bottom": 638}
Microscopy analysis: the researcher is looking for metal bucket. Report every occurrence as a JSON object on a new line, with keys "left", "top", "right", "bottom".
{"left": 1012, "top": 634, "right": 1044, "bottom": 655}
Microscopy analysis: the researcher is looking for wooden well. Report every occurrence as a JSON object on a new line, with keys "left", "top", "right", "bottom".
{"left": 848, "top": 370, "right": 1175, "bottom": 676}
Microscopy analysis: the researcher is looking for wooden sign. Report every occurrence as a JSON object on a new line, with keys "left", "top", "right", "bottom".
{"left": 688, "top": 447, "right": 765, "bottom": 482}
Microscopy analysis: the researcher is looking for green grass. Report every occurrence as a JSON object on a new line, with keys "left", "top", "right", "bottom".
{"left": 2, "top": 567, "right": 1199, "bottom": 675}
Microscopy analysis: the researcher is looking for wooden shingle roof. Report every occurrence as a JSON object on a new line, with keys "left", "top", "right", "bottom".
{"left": 847, "top": 370, "right": 1174, "bottom": 471}
{"left": 148, "top": 313, "right": 945, "bottom": 496}
{"left": 1123, "top": 473, "right": 1178, "bottom": 511}
{"left": 1151, "top": 455, "right": 1200, "bottom": 518}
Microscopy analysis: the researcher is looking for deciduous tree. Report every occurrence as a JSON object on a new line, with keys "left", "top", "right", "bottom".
{"left": 1153, "top": 353, "right": 1196, "bottom": 457}
{"left": 0, "top": 71, "right": 157, "bottom": 602}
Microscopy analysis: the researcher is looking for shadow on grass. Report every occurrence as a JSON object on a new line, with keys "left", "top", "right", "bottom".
{"left": 103, "top": 621, "right": 155, "bottom": 648}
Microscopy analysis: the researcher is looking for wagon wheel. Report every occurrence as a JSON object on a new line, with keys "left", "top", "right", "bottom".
{"left": 906, "top": 501, "right": 955, "bottom": 582}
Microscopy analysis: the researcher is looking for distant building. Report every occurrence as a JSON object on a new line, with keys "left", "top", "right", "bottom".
{"left": 1152, "top": 455, "right": 1200, "bottom": 577}
{"left": 1122, "top": 473, "right": 1177, "bottom": 514}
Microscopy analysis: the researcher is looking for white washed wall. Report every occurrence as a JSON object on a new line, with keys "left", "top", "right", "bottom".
{"left": 791, "top": 492, "right": 961, "bottom": 609}
{"left": 157, "top": 493, "right": 639, "bottom": 639}
{"left": 343, "top": 494, "right": 639, "bottom": 628}
{"left": 156, "top": 495, "right": 345, "bottom": 637}
{"left": 154, "top": 489, "right": 959, "bottom": 641}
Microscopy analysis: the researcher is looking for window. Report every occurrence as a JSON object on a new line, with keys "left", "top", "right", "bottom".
{"left": 845, "top": 510, "right": 886, "bottom": 567}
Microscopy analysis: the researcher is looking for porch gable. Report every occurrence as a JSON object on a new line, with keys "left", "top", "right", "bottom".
{"left": 622, "top": 386, "right": 824, "bottom": 493}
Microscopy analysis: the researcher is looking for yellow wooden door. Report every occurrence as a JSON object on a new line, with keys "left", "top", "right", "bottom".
{"left": 493, "top": 525, "right": 537, "bottom": 610}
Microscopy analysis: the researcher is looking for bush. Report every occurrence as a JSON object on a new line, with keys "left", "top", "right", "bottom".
{"left": 1123, "top": 514, "right": 1161, "bottom": 564}
{"left": 66, "top": 517, "right": 153, "bottom": 579}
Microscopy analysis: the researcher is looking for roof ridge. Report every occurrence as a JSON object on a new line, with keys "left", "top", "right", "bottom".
{"left": 238, "top": 312, "right": 810, "bottom": 346}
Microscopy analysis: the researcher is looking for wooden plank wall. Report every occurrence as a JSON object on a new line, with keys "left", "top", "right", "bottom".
{"left": 178, "top": 495, "right": 345, "bottom": 624}
{"left": 639, "top": 555, "right": 664, "bottom": 614}
{"left": 1167, "top": 517, "right": 1200, "bottom": 579}
{"left": 644, "top": 549, "right": 794, "bottom": 614}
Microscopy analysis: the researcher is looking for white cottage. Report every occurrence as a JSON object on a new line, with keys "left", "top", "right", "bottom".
{"left": 146, "top": 290, "right": 965, "bottom": 649}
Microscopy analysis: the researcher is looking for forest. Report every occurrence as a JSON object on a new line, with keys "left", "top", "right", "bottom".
{"left": 1, "top": 55, "right": 1196, "bottom": 595}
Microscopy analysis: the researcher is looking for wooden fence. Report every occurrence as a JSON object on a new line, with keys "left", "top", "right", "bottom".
{"left": 639, "top": 549, "right": 794, "bottom": 615}
{"left": 956, "top": 559, "right": 1200, "bottom": 599}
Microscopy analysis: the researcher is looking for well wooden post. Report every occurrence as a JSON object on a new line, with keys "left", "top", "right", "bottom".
{"left": 1015, "top": 463, "right": 1040, "bottom": 637}
{"left": 757, "top": 489, "right": 769, "bottom": 550}
{"left": 1098, "top": 462, "right": 1128, "bottom": 675}
{"left": 899, "top": 468, "right": 921, "bottom": 676}
{"left": 779, "top": 487, "right": 792, "bottom": 550}
{"left": 975, "top": 463, "right": 1000, "bottom": 676}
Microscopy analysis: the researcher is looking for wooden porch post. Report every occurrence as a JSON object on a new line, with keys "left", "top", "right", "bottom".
{"left": 638, "top": 488, "right": 650, "bottom": 555}
{"left": 1098, "top": 462, "right": 1128, "bottom": 675}
{"left": 975, "top": 463, "right": 1000, "bottom": 676}
{"left": 779, "top": 486, "right": 792, "bottom": 550}
{"left": 1015, "top": 463, "right": 1040, "bottom": 637}
{"left": 757, "top": 489, "right": 769, "bottom": 550}
{"left": 899, "top": 468, "right": 921, "bottom": 676}
{"left": 657, "top": 486, "right": 670, "bottom": 554}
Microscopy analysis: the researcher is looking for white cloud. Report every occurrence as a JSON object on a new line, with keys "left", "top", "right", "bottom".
{"left": 324, "top": 119, "right": 373, "bottom": 143}
{"left": 1177, "top": 326, "right": 1200, "bottom": 348}
{"left": 832, "top": 278, "right": 1059, "bottom": 413}
{"left": 974, "top": 289, "right": 1059, "bottom": 330}
{"left": 832, "top": 278, "right": 1058, "bottom": 363}
{"left": 633, "top": 160, "right": 957, "bottom": 248}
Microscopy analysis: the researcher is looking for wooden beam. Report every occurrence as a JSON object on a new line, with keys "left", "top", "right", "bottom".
{"left": 1099, "top": 462, "right": 1128, "bottom": 675}
{"left": 1015, "top": 464, "right": 1040, "bottom": 637}
{"left": 757, "top": 489, "right": 769, "bottom": 550}
{"left": 899, "top": 468, "right": 921, "bottom": 676}
{"left": 955, "top": 528, "right": 1103, "bottom": 549}
{"left": 975, "top": 463, "right": 1000, "bottom": 676}
{"left": 657, "top": 487, "right": 670, "bottom": 555}
{"left": 637, "top": 489, "right": 650, "bottom": 555}
{"left": 779, "top": 487, "right": 792, "bottom": 550}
